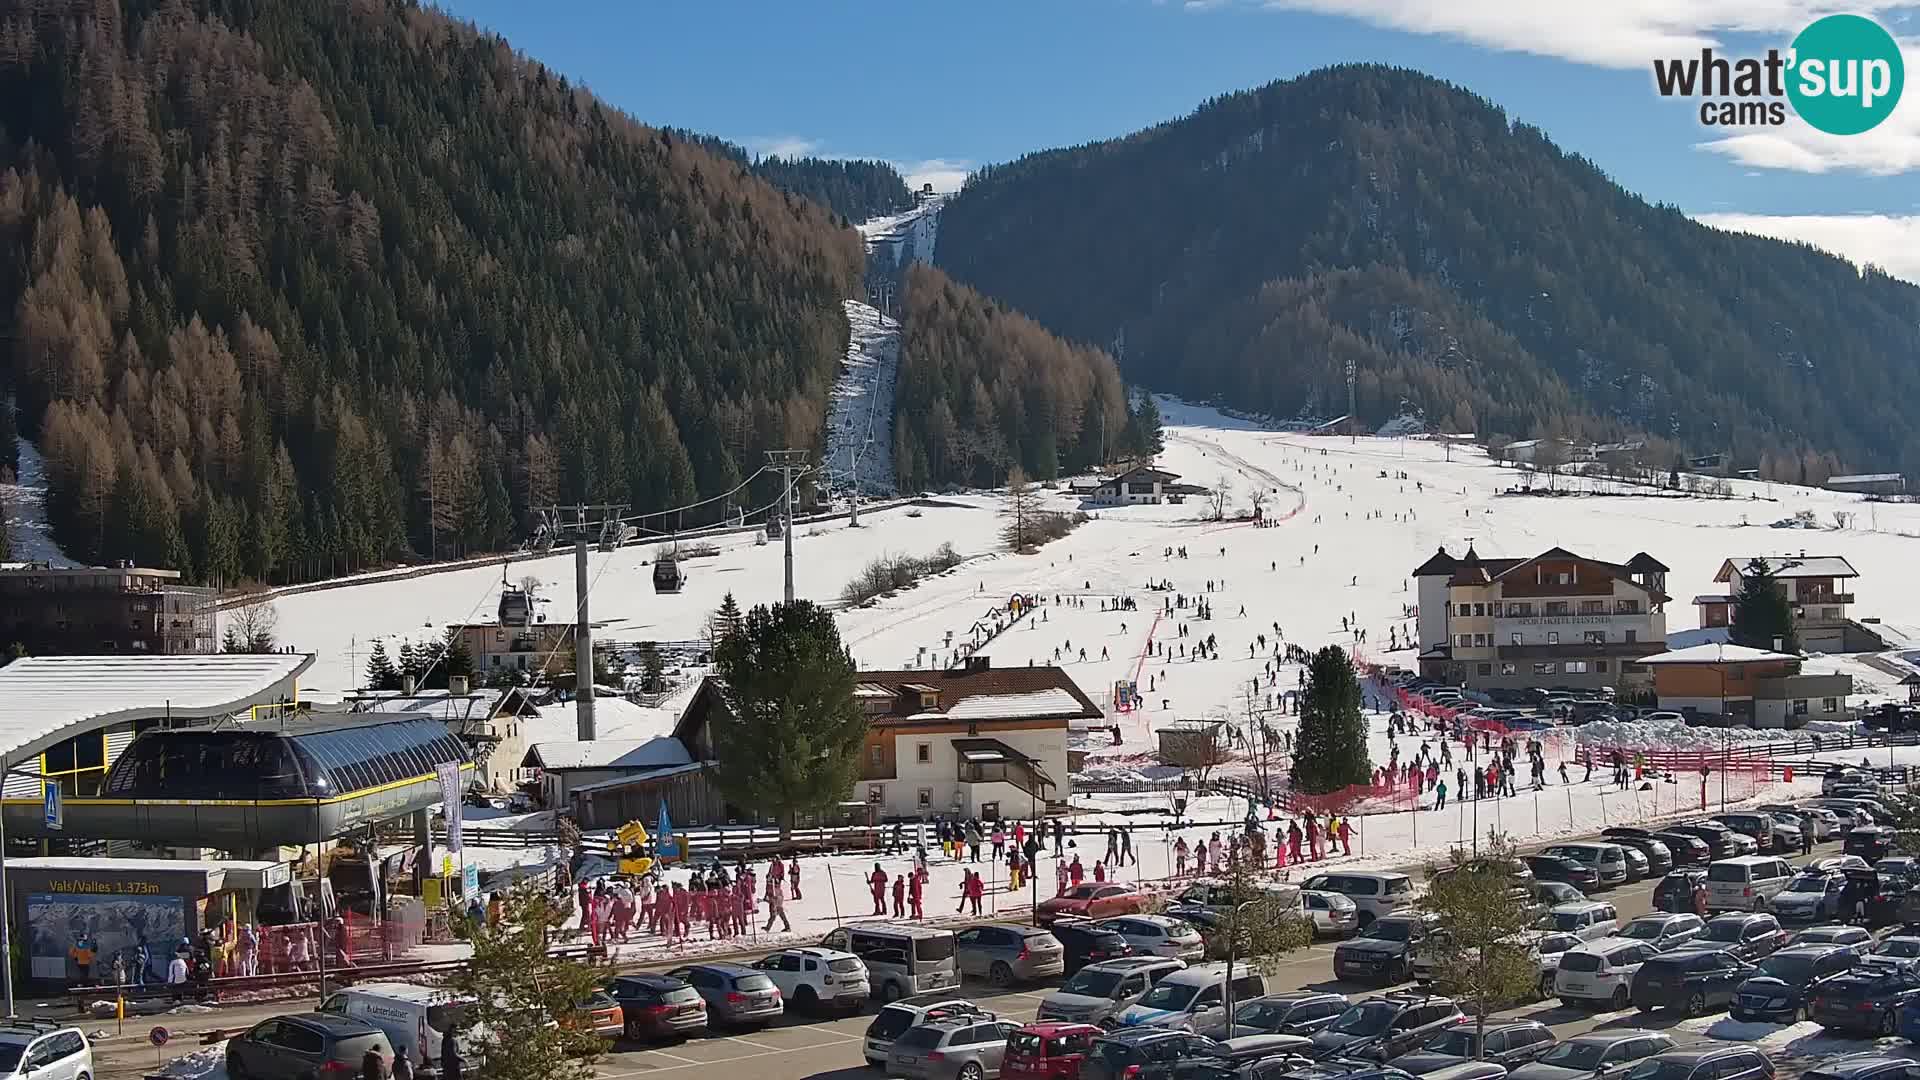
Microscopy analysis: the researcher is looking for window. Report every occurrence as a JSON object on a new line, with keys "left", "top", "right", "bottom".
{"left": 869, "top": 745, "right": 883, "bottom": 766}
{"left": 1477, "top": 664, "right": 1492, "bottom": 676}
{"left": 1553, "top": 571, "right": 1574, "bottom": 586}
{"left": 1473, "top": 634, "right": 1489, "bottom": 647}
{"left": 1545, "top": 601, "right": 1570, "bottom": 616}
{"left": 917, "top": 787, "right": 933, "bottom": 808}
{"left": 916, "top": 743, "right": 930, "bottom": 763}
{"left": 1533, "top": 662, "right": 1559, "bottom": 676}
{"left": 1500, "top": 663, "right": 1517, "bottom": 676}
{"left": 1547, "top": 632, "right": 1560, "bottom": 645}
{"left": 1507, "top": 603, "right": 1534, "bottom": 617}
{"left": 1792, "top": 700, "right": 1808, "bottom": 717}
{"left": 1564, "top": 661, "right": 1589, "bottom": 674}
{"left": 1822, "top": 607, "right": 1840, "bottom": 619}
{"left": 1823, "top": 697, "right": 1839, "bottom": 713}
{"left": 867, "top": 785, "right": 885, "bottom": 805}
{"left": 1473, "top": 604, "right": 1487, "bottom": 617}
{"left": 1616, "top": 599, "right": 1641, "bottom": 614}
{"left": 1596, "top": 661, "right": 1609, "bottom": 673}
{"left": 1457, "top": 635, "right": 1472, "bottom": 648}
{"left": 1625, "top": 629, "right": 1637, "bottom": 644}
{"left": 1584, "top": 631, "right": 1606, "bottom": 645}
{"left": 1511, "top": 633, "right": 1523, "bottom": 646}
{"left": 1579, "top": 600, "right": 1606, "bottom": 615}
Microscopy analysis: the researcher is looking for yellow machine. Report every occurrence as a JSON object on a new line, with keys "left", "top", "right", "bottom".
{"left": 615, "top": 820, "right": 654, "bottom": 876}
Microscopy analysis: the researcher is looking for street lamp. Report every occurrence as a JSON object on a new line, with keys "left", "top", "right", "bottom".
{"left": 1222, "top": 896, "right": 1261, "bottom": 1040}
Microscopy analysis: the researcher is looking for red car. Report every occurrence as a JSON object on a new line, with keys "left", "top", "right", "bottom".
{"left": 1037, "top": 884, "right": 1146, "bottom": 926}
{"left": 1002, "top": 1023, "right": 1101, "bottom": 1080}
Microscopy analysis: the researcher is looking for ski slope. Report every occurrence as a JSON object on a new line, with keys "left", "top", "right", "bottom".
{"left": 822, "top": 299, "right": 901, "bottom": 497}
{"left": 0, "top": 437, "right": 77, "bottom": 567}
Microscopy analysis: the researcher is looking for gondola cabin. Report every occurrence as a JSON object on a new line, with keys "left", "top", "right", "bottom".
{"left": 653, "top": 555, "right": 685, "bottom": 594}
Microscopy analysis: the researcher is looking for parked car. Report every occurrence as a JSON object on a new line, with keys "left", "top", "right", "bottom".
{"left": 1618, "top": 1048, "right": 1772, "bottom": 1080}
{"left": 864, "top": 998, "right": 988, "bottom": 1069}
{"left": 1555, "top": 939, "right": 1662, "bottom": 1011}
{"left": 1097, "top": 916, "right": 1207, "bottom": 962}
{"left": 1730, "top": 943, "right": 1858, "bottom": 1023}
{"left": 956, "top": 924, "right": 1067, "bottom": 986}
{"left": 1844, "top": 825, "right": 1893, "bottom": 863}
{"left": 662, "top": 962, "right": 784, "bottom": 1029}
{"left": 1309, "top": 993, "right": 1462, "bottom": 1063}
{"left": 1507, "top": 1032, "right": 1674, "bottom": 1080}
{"left": 750, "top": 946, "right": 869, "bottom": 1014}
{"left": 1629, "top": 948, "right": 1756, "bottom": 1016}
{"left": 1619, "top": 846, "right": 1652, "bottom": 883}
{"left": 1716, "top": 813, "right": 1799, "bottom": 855}
{"left": 1700, "top": 913, "right": 1787, "bottom": 961}
{"left": 1876, "top": 936, "right": 1920, "bottom": 960}
{"left": 1082, "top": 1028, "right": 1228, "bottom": 1080}
{"left": 1041, "top": 885, "right": 1151, "bottom": 927}
{"left": 1540, "top": 843, "right": 1632, "bottom": 888}
{"left": 1003, "top": 1024, "right": 1103, "bottom": 1080}
{"left": 1651, "top": 831, "right": 1713, "bottom": 867}
{"left": 1388, "top": 1020, "right": 1555, "bottom": 1073}
{"left": 1526, "top": 855, "right": 1600, "bottom": 891}
{"left": 1109, "top": 963, "right": 1267, "bottom": 1037}
{"left": 1601, "top": 831, "right": 1674, "bottom": 876}
{"left": 1544, "top": 902, "right": 1619, "bottom": 943}
{"left": 1704, "top": 857, "right": 1795, "bottom": 914}
{"left": 1533, "top": 881, "right": 1587, "bottom": 906}
{"left": 1050, "top": 921, "right": 1138, "bottom": 975}
{"left": 1613, "top": 913, "right": 1706, "bottom": 952}
{"left": 1227, "top": 992, "right": 1350, "bottom": 1038}
{"left": 1808, "top": 958, "right": 1920, "bottom": 1035}
{"left": 1664, "top": 822, "right": 1738, "bottom": 860}
{"left": 1770, "top": 872, "right": 1850, "bottom": 925}
{"left": 1037, "top": 957, "right": 1187, "bottom": 1026}
{"left": 1301, "top": 891, "right": 1362, "bottom": 938}
{"left": 1825, "top": 769, "right": 1874, "bottom": 795}
{"left": 226, "top": 1014, "right": 394, "bottom": 1080}
{"left": 1652, "top": 871, "right": 1707, "bottom": 916}
{"left": 606, "top": 973, "right": 707, "bottom": 1042}
{"left": 1333, "top": 915, "right": 1438, "bottom": 985}
{"left": 568, "top": 990, "right": 624, "bottom": 1039}
{"left": 0, "top": 1024, "right": 91, "bottom": 1080}
{"left": 1798, "top": 1056, "right": 1920, "bottom": 1080}
{"left": 1787, "top": 925, "right": 1873, "bottom": 953}
{"left": 1299, "top": 872, "right": 1417, "bottom": 927}
{"left": 887, "top": 1016, "right": 1024, "bottom": 1080}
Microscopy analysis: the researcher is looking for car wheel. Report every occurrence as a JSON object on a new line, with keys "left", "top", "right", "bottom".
{"left": 990, "top": 961, "right": 1015, "bottom": 988}
{"left": 795, "top": 986, "right": 819, "bottom": 1013}
{"left": 960, "top": 1063, "right": 984, "bottom": 1080}
{"left": 1537, "top": 974, "right": 1553, "bottom": 1000}
{"left": 880, "top": 981, "right": 904, "bottom": 1003}
{"left": 1881, "top": 1010, "right": 1897, "bottom": 1037}
{"left": 1684, "top": 992, "right": 1707, "bottom": 1018}
{"left": 1610, "top": 987, "right": 1629, "bottom": 1011}
{"left": 227, "top": 1054, "right": 248, "bottom": 1080}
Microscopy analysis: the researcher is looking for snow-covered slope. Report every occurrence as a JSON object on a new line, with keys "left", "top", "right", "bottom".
{"left": 859, "top": 194, "right": 945, "bottom": 268}
{"left": 0, "top": 438, "right": 77, "bottom": 566}
{"left": 822, "top": 300, "right": 900, "bottom": 497}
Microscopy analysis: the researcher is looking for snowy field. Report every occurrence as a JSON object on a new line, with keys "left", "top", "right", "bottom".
{"left": 0, "top": 438, "right": 76, "bottom": 566}
{"left": 822, "top": 300, "right": 901, "bottom": 497}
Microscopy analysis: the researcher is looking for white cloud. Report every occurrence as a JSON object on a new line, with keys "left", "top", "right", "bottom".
{"left": 1694, "top": 210, "right": 1920, "bottom": 281}
{"left": 742, "top": 135, "right": 823, "bottom": 160}
{"left": 897, "top": 157, "right": 973, "bottom": 193}
{"left": 1231, "top": 0, "right": 1920, "bottom": 173}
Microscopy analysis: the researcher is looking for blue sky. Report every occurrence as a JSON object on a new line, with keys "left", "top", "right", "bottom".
{"left": 438, "top": 0, "right": 1920, "bottom": 279}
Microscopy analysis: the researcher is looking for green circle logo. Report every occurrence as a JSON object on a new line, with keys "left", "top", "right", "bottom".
{"left": 1786, "top": 14, "right": 1905, "bottom": 135}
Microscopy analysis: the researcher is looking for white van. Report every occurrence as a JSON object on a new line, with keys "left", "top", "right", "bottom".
{"left": 1704, "top": 856, "right": 1795, "bottom": 913}
{"left": 1109, "top": 962, "right": 1268, "bottom": 1037}
{"left": 1539, "top": 842, "right": 1631, "bottom": 887}
{"left": 1553, "top": 938, "right": 1661, "bottom": 1010}
{"left": 1299, "top": 871, "right": 1415, "bottom": 926}
{"left": 316, "top": 983, "right": 474, "bottom": 1073}
{"left": 1545, "top": 901, "right": 1619, "bottom": 942}
{"left": 820, "top": 922, "right": 960, "bottom": 1002}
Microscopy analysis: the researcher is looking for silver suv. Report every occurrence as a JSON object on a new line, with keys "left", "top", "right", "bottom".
{"left": 0, "top": 1023, "right": 92, "bottom": 1080}
{"left": 887, "top": 1017, "right": 1023, "bottom": 1080}
{"left": 1037, "top": 956, "right": 1187, "bottom": 1026}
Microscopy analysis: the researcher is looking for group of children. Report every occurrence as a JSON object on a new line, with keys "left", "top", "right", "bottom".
{"left": 1170, "top": 811, "right": 1355, "bottom": 878}
{"left": 585, "top": 854, "right": 804, "bottom": 947}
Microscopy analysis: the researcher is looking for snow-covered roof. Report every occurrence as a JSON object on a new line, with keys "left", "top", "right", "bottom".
{"left": 1692, "top": 594, "right": 1733, "bottom": 605}
{"left": 1635, "top": 643, "right": 1797, "bottom": 665}
{"left": 0, "top": 653, "right": 311, "bottom": 760}
{"left": 944, "top": 689, "right": 1087, "bottom": 721}
{"left": 523, "top": 736, "right": 692, "bottom": 771}
{"left": 1827, "top": 473, "right": 1903, "bottom": 485}
{"left": 1717, "top": 556, "right": 1859, "bottom": 580}
{"left": 567, "top": 762, "right": 707, "bottom": 794}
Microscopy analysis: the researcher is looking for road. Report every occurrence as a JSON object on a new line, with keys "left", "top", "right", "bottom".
{"left": 91, "top": 838, "right": 1877, "bottom": 1080}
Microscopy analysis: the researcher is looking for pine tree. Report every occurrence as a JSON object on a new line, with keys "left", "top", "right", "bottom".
{"left": 1731, "top": 558, "right": 1799, "bottom": 653}
{"left": 636, "top": 640, "right": 665, "bottom": 692}
{"left": 445, "top": 882, "right": 609, "bottom": 1080}
{"left": 365, "top": 640, "right": 399, "bottom": 691}
{"left": 396, "top": 640, "right": 419, "bottom": 688}
{"left": 712, "top": 600, "right": 866, "bottom": 840}
{"left": 1002, "top": 466, "right": 1042, "bottom": 552}
{"left": 708, "top": 592, "right": 744, "bottom": 645}
{"left": 1291, "top": 646, "right": 1370, "bottom": 794}
{"left": 444, "top": 627, "right": 474, "bottom": 681}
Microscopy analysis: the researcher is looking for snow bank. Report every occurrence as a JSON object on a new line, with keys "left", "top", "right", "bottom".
{"left": 157, "top": 1041, "right": 228, "bottom": 1080}
{"left": 1576, "top": 719, "right": 1808, "bottom": 752}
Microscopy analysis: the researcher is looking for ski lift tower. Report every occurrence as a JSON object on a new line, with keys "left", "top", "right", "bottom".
{"left": 766, "top": 450, "right": 811, "bottom": 604}
{"left": 532, "top": 502, "right": 625, "bottom": 740}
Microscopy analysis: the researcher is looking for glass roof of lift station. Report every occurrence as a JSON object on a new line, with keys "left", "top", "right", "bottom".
{"left": 101, "top": 716, "right": 471, "bottom": 801}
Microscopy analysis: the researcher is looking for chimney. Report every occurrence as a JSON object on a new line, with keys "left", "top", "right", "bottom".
{"left": 450, "top": 674, "right": 469, "bottom": 696}
{"left": 401, "top": 674, "right": 416, "bottom": 696}
{"left": 1773, "top": 637, "right": 1784, "bottom": 653}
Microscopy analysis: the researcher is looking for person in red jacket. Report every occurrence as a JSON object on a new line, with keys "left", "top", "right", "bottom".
{"left": 1068, "top": 855, "right": 1085, "bottom": 887}
{"left": 1338, "top": 818, "right": 1353, "bottom": 856}
{"left": 892, "top": 873, "right": 907, "bottom": 917}
{"left": 868, "top": 864, "right": 888, "bottom": 915}
{"left": 966, "top": 870, "right": 985, "bottom": 916}
{"left": 908, "top": 868, "right": 925, "bottom": 920}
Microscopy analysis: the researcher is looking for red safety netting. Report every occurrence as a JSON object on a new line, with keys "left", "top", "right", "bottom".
{"left": 1580, "top": 745, "right": 1776, "bottom": 809}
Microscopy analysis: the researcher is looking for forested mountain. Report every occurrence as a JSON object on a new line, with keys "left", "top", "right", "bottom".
{"left": 666, "top": 130, "right": 915, "bottom": 223}
{"left": 893, "top": 263, "right": 1141, "bottom": 492}
{"left": 0, "top": 0, "right": 864, "bottom": 583}
{"left": 936, "top": 65, "right": 1920, "bottom": 478}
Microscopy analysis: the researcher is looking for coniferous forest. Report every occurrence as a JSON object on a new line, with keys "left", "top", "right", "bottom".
{"left": 0, "top": 0, "right": 869, "bottom": 583}
{"left": 936, "top": 65, "right": 1920, "bottom": 479}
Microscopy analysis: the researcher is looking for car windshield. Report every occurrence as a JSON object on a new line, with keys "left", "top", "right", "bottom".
{"left": 1624, "top": 1060, "right": 1702, "bottom": 1080}
{"left": 1363, "top": 921, "right": 1414, "bottom": 942}
{"left": 1539, "top": 1041, "right": 1610, "bottom": 1070}
{"left": 1551, "top": 912, "right": 1592, "bottom": 931}
{"left": 1785, "top": 878, "right": 1831, "bottom": 893}
{"left": 1137, "top": 983, "right": 1199, "bottom": 1011}
{"left": 1422, "top": 1029, "right": 1479, "bottom": 1056}
{"left": 1067, "top": 885, "right": 1102, "bottom": 899}
{"left": 1705, "top": 922, "right": 1744, "bottom": 941}
{"left": 0, "top": 1046, "right": 21, "bottom": 1072}
{"left": 1538, "top": 934, "right": 1581, "bottom": 955}
{"left": 1619, "top": 921, "right": 1668, "bottom": 940}
{"left": 1881, "top": 940, "right": 1920, "bottom": 958}
{"left": 1063, "top": 969, "right": 1126, "bottom": 997}
{"left": 1756, "top": 955, "right": 1816, "bottom": 982}
{"left": 1327, "top": 1002, "right": 1396, "bottom": 1036}
{"left": 1234, "top": 1001, "right": 1290, "bottom": 1027}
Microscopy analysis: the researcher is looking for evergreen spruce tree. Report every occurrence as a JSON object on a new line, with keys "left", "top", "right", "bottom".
{"left": 365, "top": 640, "right": 399, "bottom": 691}
{"left": 636, "top": 640, "right": 665, "bottom": 692}
{"left": 712, "top": 600, "right": 866, "bottom": 840}
{"left": 1731, "top": 558, "right": 1799, "bottom": 653}
{"left": 396, "top": 640, "right": 420, "bottom": 687}
{"left": 708, "top": 592, "right": 744, "bottom": 646}
{"left": 444, "top": 627, "right": 474, "bottom": 681}
{"left": 1290, "top": 646, "right": 1371, "bottom": 794}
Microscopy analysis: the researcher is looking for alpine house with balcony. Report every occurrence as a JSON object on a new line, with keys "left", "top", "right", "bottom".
{"left": 1412, "top": 545, "right": 1670, "bottom": 691}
